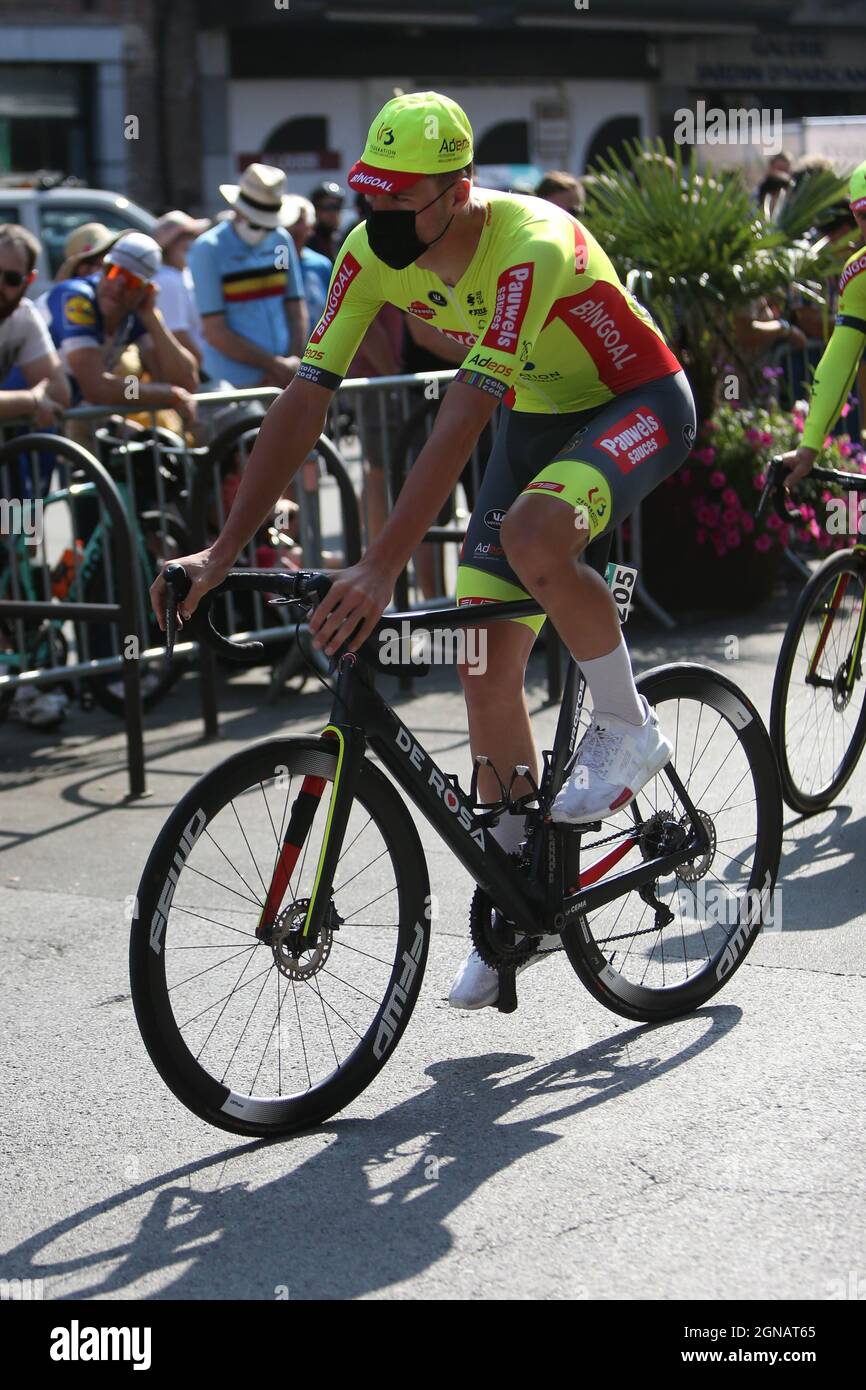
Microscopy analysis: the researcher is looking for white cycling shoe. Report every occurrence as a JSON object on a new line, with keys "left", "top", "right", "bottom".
{"left": 448, "top": 939, "right": 559, "bottom": 1010}
{"left": 551, "top": 694, "right": 672, "bottom": 825}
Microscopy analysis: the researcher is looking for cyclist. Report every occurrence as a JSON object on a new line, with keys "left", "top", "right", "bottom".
{"left": 151, "top": 91, "right": 696, "bottom": 1010}
{"left": 780, "top": 159, "right": 866, "bottom": 486}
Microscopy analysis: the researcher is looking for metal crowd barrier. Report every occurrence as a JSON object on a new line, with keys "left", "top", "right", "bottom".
{"left": 0, "top": 432, "right": 147, "bottom": 795}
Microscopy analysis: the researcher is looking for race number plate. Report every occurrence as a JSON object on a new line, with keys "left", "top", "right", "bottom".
{"left": 605, "top": 561, "right": 638, "bottom": 624}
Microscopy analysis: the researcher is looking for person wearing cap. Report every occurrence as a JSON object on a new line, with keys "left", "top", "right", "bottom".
{"left": 42, "top": 230, "right": 199, "bottom": 420}
{"left": 779, "top": 159, "right": 866, "bottom": 487}
{"left": 153, "top": 210, "right": 210, "bottom": 367}
{"left": 152, "top": 92, "right": 697, "bottom": 1010}
{"left": 187, "top": 163, "right": 307, "bottom": 390}
{"left": 308, "top": 181, "right": 346, "bottom": 263}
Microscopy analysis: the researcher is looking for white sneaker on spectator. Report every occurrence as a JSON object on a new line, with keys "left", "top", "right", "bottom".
{"left": 12, "top": 686, "right": 68, "bottom": 729}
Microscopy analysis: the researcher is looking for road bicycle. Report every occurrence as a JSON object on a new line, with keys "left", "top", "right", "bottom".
{"left": 759, "top": 456, "right": 866, "bottom": 814}
{"left": 129, "top": 535, "right": 782, "bottom": 1137}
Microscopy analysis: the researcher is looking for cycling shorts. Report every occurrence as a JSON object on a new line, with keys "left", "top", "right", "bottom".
{"left": 456, "top": 370, "right": 697, "bottom": 634}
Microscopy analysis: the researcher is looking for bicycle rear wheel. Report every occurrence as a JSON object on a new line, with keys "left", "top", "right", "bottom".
{"left": 561, "top": 663, "right": 782, "bottom": 1022}
{"left": 770, "top": 549, "right": 866, "bottom": 814}
{"left": 130, "top": 737, "right": 431, "bottom": 1136}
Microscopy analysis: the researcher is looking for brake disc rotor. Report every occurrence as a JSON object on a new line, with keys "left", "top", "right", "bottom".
{"left": 271, "top": 897, "right": 333, "bottom": 980}
{"left": 676, "top": 810, "right": 716, "bottom": 883}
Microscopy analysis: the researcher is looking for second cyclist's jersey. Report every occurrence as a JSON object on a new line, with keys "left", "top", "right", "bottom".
{"left": 802, "top": 245, "right": 866, "bottom": 451}
{"left": 299, "top": 189, "right": 680, "bottom": 413}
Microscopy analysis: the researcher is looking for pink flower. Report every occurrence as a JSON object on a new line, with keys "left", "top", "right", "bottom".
{"left": 755, "top": 533, "right": 772, "bottom": 552}
{"left": 722, "top": 507, "right": 739, "bottom": 527}
{"left": 760, "top": 431, "right": 774, "bottom": 447}
{"left": 741, "top": 514, "right": 755, "bottom": 534}
{"left": 754, "top": 473, "right": 767, "bottom": 490}
{"left": 794, "top": 416, "right": 804, "bottom": 434}
{"left": 817, "top": 532, "right": 832, "bottom": 550}
{"left": 745, "top": 427, "right": 761, "bottom": 445}
{"left": 704, "top": 420, "right": 717, "bottom": 434}
{"left": 725, "top": 529, "right": 741, "bottom": 548}
{"left": 703, "top": 504, "right": 720, "bottom": 527}
{"left": 766, "top": 513, "right": 782, "bottom": 532}
{"left": 695, "top": 447, "right": 716, "bottom": 466}
{"left": 840, "top": 441, "right": 852, "bottom": 459}
{"left": 710, "top": 470, "right": 726, "bottom": 488}
{"left": 722, "top": 487, "right": 738, "bottom": 505}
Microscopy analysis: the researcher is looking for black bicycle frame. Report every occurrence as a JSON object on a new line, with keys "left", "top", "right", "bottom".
{"left": 294, "top": 532, "right": 710, "bottom": 947}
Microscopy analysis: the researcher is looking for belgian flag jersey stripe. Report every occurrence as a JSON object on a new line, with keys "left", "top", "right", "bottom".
{"left": 222, "top": 268, "right": 288, "bottom": 303}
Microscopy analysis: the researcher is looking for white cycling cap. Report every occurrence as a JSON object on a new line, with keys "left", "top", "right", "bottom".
{"left": 104, "top": 231, "right": 162, "bottom": 283}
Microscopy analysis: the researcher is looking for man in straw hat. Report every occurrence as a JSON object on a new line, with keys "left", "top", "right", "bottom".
{"left": 54, "top": 222, "right": 122, "bottom": 284}
{"left": 153, "top": 210, "right": 210, "bottom": 368}
{"left": 188, "top": 163, "right": 307, "bottom": 389}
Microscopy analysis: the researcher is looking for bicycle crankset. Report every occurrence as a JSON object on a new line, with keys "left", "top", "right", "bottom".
{"left": 469, "top": 886, "right": 539, "bottom": 970}
{"left": 271, "top": 897, "right": 340, "bottom": 980}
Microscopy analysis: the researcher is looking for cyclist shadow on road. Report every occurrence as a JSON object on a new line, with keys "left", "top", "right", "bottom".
{"left": 7, "top": 1004, "right": 738, "bottom": 1300}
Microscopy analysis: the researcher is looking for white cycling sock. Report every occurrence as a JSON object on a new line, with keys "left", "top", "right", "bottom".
{"left": 578, "top": 634, "right": 645, "bottom": 726}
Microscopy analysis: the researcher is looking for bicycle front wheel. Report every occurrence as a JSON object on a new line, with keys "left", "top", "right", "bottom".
{"left": 770, "top": 549, "right": 866, "bottom": 814}
{"left": 130, "top": 737, "right": 431, "bottom": 1136}
{"left": 561, "top": 663, "right": 782, "bottom": 1022}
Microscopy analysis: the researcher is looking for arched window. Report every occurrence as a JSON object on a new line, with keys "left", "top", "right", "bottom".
{"left": 584, "top": 116, "right": 641, "bottom": 171}
{"left": 476, "top": 120, "right": 530, "bottom": 164}
{"left": 263, "top": 117, "right": 328, "bottom": 153}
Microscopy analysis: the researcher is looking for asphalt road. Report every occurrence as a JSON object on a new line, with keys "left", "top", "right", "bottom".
{"left": 1, "top": 593, "right": 864, "bottom": 1301}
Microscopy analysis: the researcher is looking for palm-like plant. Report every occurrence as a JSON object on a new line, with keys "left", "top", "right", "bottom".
{"left": 583, "top": 139, "right": 848, "bottom": 421}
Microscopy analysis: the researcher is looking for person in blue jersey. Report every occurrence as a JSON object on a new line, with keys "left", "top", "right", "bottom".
{"left": 43, "top": 231, "right": 199, "bottom": 422}
{"left": 188, "top": 164, "right": 308, "bottom": 390}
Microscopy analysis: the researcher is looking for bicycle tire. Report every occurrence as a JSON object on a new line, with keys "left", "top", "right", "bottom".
{"left": 770, "top": 549, "right": 866, "bottom": 814}
{"left": 130, "top": 736, "right": 431, "bottom": 1137}
{"left": 561, "top": 662, "right": 783, "bottom": 1022}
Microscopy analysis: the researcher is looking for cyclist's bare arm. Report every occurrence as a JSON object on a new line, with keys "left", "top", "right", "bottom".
{"left": 150, "top": 376, "right": 330, "bottom": 628}
{"left": 309, "top": 381, "right": 499, "bottom": 655}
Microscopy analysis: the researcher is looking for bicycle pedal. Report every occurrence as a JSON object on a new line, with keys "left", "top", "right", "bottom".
{"left": 496, "top": 967, "right": 518, "bottom": 1014}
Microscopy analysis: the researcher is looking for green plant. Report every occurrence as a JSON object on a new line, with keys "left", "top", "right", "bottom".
{"left": 583, "top": 140, "right": 848, "bottom": 420}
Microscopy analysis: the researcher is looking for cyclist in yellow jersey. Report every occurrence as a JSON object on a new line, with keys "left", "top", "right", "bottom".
{"left": 780, "top": 159, "right": 866, "bottom": 486}
{"left": 151, "top": 92, "right": 697, "bottom": 1010}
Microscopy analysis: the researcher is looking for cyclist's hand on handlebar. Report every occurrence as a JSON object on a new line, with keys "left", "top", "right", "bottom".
{"left": 150, "top": 548, "right": 231, "bottom": 633}
{"left": 777, "top": 446, "right": 817, "bottom": 490}
{"left": 308, "top": 560, "right": 393, "bottom": 657}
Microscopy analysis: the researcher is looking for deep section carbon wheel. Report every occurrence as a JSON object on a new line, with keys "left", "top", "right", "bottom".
{"left": 560, "top": 663, "right": 783, "bottom": 1022}
{"left": 130, "top": 737, "right": 430, "bottom": 1136}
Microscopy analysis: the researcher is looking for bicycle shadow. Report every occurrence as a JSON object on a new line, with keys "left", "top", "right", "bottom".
{"left": 4, "top": 1006, "right": 738, "bottom": 1300}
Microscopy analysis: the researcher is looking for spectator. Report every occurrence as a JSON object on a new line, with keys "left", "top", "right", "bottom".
{"left": 152, "top": 210, "right": 210, "bottom": 367}
{"left": 0, "top": 223, "right": 71, "bottom": 729}
{"left": 534, "top": 170, "right": 585, "bottom": 217}
{"left": 42, "top": 231, "right": 198, "bottom": 420}
{"left": 188, "top": 163, "right": 307, "bottom": 389}
{"left": 308, "top": 180, "right": 346, "bottom": 262}
{"left": 0, "top": 223, "right": 70, "bottom": 431}
{"left": 54, "top": 222, "right": 121, "bottom": 285}
{"left": 281, "top": 194, "right": 331, "bottom": 328}
{"left": 755, "top": 170, "right": 791, "bottom": 216}
{"left": 767, "top": 150, "right": 793, "bottom": 178}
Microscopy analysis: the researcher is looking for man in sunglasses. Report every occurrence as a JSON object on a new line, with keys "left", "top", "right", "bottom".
{"left": 43, "top": 231, "right": 198, "bottom": 423}
{"left": 0, "top": 223, "right": 70, "bottom": 429}
{"left": 308, "top": 181, "right": 346, "bottom": 263}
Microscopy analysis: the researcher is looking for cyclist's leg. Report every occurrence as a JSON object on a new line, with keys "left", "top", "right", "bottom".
{"left": 499, "top": 370, "right": 697, "bottom": 818}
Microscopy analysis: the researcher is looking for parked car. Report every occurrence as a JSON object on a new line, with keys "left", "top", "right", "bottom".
{"left": 0, "top": 177, "right": 156, "bottom": 296}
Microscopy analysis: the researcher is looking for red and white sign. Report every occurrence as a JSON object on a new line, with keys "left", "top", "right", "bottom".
{"left": 310, "top": 251, "right": 361, "bottom": 344}
{"left": 593, "top": 408, "right": 669, "bottom": 473}
{"left": 408, "top": 299, "right": 436, "bottom": 320}
{"left": 482, "top": 263, "right": 534, "bottom": 354}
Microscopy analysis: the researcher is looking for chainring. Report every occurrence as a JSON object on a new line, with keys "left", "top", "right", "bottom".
{"left": 469, "top": 886, "right": 538, "bottom": 970}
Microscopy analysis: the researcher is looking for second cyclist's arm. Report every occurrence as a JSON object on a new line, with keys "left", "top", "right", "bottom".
{"left": 365, "top": 381, "right": 499, "bottom": 580}
{"left": 209, "top": 376, "right": 330, "bottom": 568}
{"left": 801, "top": 252, "right": 866, "bottom": 452}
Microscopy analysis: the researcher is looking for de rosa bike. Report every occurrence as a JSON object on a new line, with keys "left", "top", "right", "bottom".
{"left": 129, "top": 538, "right": 782, "bottom": 1137}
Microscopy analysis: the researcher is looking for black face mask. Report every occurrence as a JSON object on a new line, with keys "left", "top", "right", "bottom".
{"left": 366, "top": 182, "right": 457, "bottom": 269}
